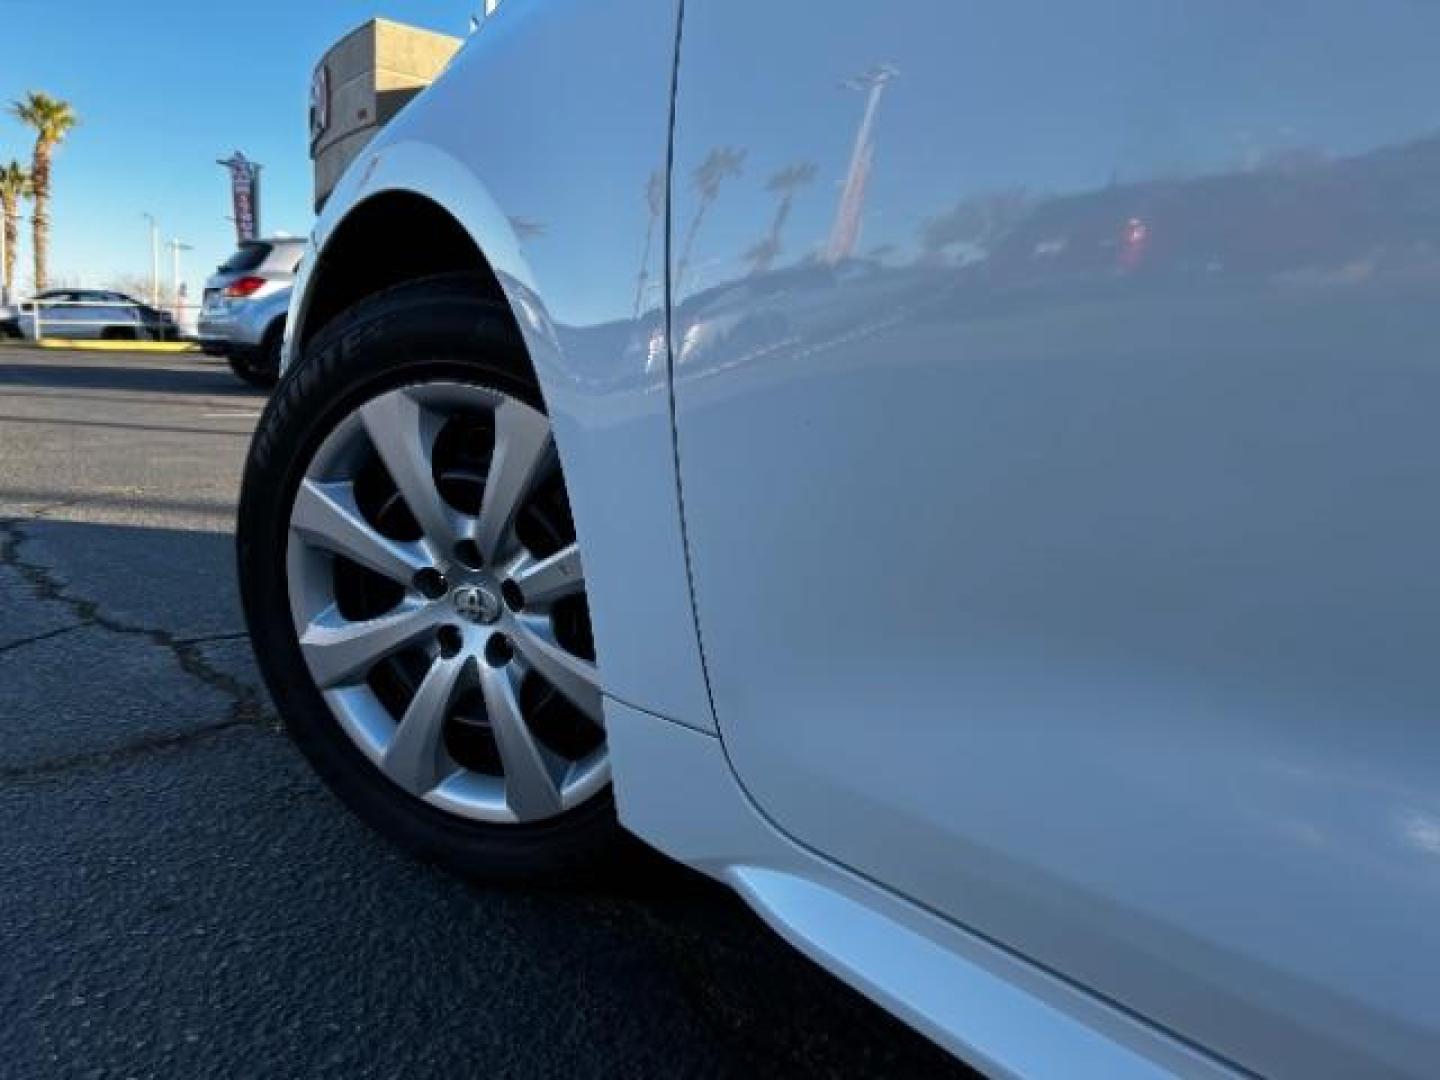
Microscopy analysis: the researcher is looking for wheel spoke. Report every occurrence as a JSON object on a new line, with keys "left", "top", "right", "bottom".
{"left": 474, "top": 397, "right": 553, "bottom": 563}
{"left": 511, "top": 624, "right": 604, "bottom": 724}
{"left": 291, "top": 479, "right": 430, "bottom": 586}
{"left": 480, "top": 664, "right": 564, "bottom": 820}
{"left": 360, "top": 390, "right": 464, "bottom": 557}
{"left": 381, "top": 654, "right": 468, "bottom": 795}
{"left": 299, "top": 600, "right": 441, "bottom": 689}
{"left": 508, "top": 544, "right": 584, "bottom": 608}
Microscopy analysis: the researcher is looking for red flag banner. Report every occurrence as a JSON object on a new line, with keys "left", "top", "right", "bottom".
{"left": 220, "top": 152, "right": 261, "bottom": 244}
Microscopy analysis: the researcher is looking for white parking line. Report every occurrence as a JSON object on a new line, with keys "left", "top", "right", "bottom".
{"left": 202, "top": 410, "right": 262, "bottom": 419}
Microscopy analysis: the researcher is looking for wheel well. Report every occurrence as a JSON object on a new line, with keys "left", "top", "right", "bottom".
{"left": 300, "top": 191, "right": 512, "bottom": 351}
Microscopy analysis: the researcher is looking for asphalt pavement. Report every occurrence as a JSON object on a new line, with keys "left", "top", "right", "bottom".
{"left": 0, "top": 345, "right": 972, "bottom": 1079}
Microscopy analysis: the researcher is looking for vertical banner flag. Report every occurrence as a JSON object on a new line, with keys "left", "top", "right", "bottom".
{"left": 219, "top": 152, "right": 262, "bottom": 244}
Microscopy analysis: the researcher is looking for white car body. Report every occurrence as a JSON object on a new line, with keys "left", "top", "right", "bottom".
{"left": 278, "top": 3, "right": 1440, "bottom": 1076}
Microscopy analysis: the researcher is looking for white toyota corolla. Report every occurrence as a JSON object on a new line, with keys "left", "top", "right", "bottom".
{"left": 239, "top": 3, "right": 1440, "bottom": 1075}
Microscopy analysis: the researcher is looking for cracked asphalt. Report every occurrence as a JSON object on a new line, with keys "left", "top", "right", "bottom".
{"left": 0, "top": 345, "right": 972, "bottom": 1080}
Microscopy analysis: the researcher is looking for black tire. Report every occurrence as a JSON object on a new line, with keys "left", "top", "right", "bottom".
{"left": 227, "top": 349, "right": 278, "bottom": 389}
{"left": 101, "top": 326, "right": 138, "bottom": 341}
{"left": 260, "top": 319, "right": 285, "bottom": 377}
{"left": 237, "top": 273, "right": 627, "bottom": 883}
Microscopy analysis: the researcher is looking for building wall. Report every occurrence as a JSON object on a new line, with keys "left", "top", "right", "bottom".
{"left": 311, "top": 18, "right": 461, "bottom": 211}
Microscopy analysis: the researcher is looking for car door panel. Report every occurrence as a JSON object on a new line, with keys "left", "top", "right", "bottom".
{"left": 670, "top": 3, "right": 1440, "bottom": 1074}
{"left": 38, "top": 291, "right": 80, "bottom": 337}
{"left": 84, "top": 291, "right": 128, "bottom": 338}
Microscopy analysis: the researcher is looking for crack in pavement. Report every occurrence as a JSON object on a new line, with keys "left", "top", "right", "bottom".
{"left": 0, "top": 516, "right": 277, "bottom": 778}
{"left": 171, "top": 630, "right": 254, "bottom": 647}
{"left": 0, "top": 621, "right": 85, "bottom": 656}
{"left": 0, "top": 719, "right": 254, "bottom": 782}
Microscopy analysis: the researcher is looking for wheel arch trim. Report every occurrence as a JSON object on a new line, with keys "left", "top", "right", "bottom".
{"left": 287, "top": 139, "right": 548, "bottom": 373}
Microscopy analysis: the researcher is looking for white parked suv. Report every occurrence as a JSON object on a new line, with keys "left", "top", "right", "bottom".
{"left": 238, "top": 4, "right": 1440, "bottom": 1076}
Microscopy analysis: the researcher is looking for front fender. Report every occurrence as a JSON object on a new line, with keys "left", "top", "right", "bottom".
{"left": 279, "top": 6, "right": 715, "bottom": 731}
{"left": 284, "top": 138, "right": 539, "bottom": 371}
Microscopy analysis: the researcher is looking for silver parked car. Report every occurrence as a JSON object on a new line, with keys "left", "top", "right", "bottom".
{"left": 238, "top": 4, "right": 1440, "bottom": 1076}
{"left": 1, "top": 288, "right": 177, "bottom": 341}
{"left": 198, "top": 237, "right": 305, "bottom": 386}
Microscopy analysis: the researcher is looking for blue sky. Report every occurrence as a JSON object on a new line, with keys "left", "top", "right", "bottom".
{"left": 4, "top": 0, "right": 1432, "bottom": 310}
{"left": 0, "top": 0, "right": 474, "bottom": 299}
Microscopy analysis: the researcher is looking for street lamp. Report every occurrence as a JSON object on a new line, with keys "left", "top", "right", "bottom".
{"left": 167, "top": 238, "right": 193, "bottom": 313}
{"left": 142, "top": 213, "right": 160, "bottom": 306}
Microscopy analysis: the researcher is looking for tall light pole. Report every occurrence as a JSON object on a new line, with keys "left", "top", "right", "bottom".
{"left": 167, "top": 238, "right": 193, "bottom": 313}
{"left": 142, "top": 213, "right": 160, "bottom": 306}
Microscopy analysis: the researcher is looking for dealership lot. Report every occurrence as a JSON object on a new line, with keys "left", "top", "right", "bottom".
{"left": 0, "top": 346, "right": 969, "bottom": 1079}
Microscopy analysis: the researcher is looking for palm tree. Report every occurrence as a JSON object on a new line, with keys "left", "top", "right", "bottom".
{"left": 0, "top": 160, "right": 30, "bottom": 303}
{"left": 11, "top": 92, "right": 78, "bottom": 292}
{"left": 676, "top": 146, "right": 745, "bottom": 293}
{"left": 632, "top": 168, "right": 665, "bottom": 317}
{"left": 744, "top": 162, "right": 817, "bottom": 275}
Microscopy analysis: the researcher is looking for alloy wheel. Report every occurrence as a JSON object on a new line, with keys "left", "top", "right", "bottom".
{"left": 284, "top": 382, "right": 606, "bottom": 824}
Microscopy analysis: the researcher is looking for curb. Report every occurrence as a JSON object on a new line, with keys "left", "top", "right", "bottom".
{"left": 31, "top": 338, "right": 200, "bottom": 354}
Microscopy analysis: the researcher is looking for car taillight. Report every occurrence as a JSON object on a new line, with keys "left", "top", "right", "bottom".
{"left": 224, "top": 276, "right": 266, "bottom": 299}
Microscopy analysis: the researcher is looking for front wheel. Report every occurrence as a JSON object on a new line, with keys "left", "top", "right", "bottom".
{"left": 237, "top": 274, "right": 624, "bottom": 881}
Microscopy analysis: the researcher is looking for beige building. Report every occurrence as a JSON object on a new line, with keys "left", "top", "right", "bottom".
{"left": 310, "top": 18, "right": 462, "bottom": 211}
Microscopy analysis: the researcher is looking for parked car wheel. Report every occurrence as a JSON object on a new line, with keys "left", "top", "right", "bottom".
{"left": 237, "top": 274, "right": 623, "bottom": 881}
{"left": 227, "top": 323, "right": 284, "bottom": 388}
{"left": 100, "top": 326, "right": 138, "bottom": 341}
{"left": 227, "top": 351, "right": 278, "bottom": 389}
